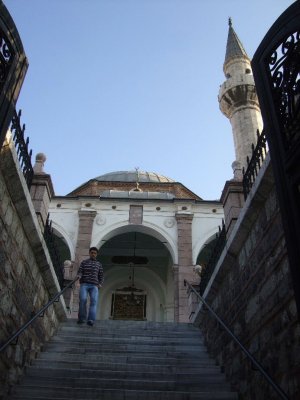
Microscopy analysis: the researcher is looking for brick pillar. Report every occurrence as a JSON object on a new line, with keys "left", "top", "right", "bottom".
{"left": 221, "top": 179, "right": 244, "bottom": 237}
{"left": 74, "top": 210, "right": 97, "bottom": 269}
{"left": 175, "top": 212, "right": 195, "bottom": 323}
{"left": 71, "top": 209, "right": 97, "bottom": 318}
{"left": 30, "top": 153, "right": 54, "bottom": 230}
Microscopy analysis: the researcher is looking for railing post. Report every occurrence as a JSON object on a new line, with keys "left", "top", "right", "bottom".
{"left": 30, "top": 152, "right": 54, "bottom": 230}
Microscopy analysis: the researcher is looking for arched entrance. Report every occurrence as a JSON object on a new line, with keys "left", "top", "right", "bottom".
{"left": 196, "top": 234, "right": 219, "bottom": 268}
{"left": 52, "top": 228, "right": 72, "bottom": 262}
{"left": 97, "top": 230, "right": 174, "bottom": 322}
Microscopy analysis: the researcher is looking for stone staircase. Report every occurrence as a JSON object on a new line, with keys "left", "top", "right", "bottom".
{"left": 8, "top": 320, "right": 238, "bottom": 400}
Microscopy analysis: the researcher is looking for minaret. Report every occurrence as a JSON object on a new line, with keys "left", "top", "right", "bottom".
{"left": 219, "top": 18, "right": 263, "bottom": 178}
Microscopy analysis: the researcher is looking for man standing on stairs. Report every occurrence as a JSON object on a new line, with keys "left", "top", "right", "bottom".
{"left": 77, "top": 247, "right": 104, "bottom": 326}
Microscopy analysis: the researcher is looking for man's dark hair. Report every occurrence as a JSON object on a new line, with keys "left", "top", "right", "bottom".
{"left": 89, "top": 246, "right": 98, "bottom": 253}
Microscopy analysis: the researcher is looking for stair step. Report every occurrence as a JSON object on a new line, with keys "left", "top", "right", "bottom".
{"left": 26, "top": 366, "right": 228, "bottom": 381}
{"left": 59, "top": 327, "right": 203, "bottom": 335}
{"left": 17, "top": 377, "right": 232, "bottom": 391}
{"left": 10, "top": 388, "right": 238, "bottom": 400}
{"left": 43, "top": 343, "right": 207, "bottom": 355}
{"left": 42, "top": 343, "right": 207, "bottom": 353}
{"left": 32, "top": 359, "right": 220, "bottom": 372}
{"left": 59, "top": 322, "right": 203, "bottom": 335}
{"left": 34, "top": 352, "right": 215, "bottom": 368}
{"left": 54, "top": 333, "right": 204, "bottom": 344}
{"left": 8, "top": 320, "right": 238, "bottom": 400}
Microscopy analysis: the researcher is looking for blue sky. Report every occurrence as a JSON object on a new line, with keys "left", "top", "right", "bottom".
{"left": 4, "top": 0, "right": 294, "bottom": 200}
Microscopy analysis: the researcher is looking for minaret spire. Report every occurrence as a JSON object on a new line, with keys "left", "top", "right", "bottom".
{"left": 224, "top": 17, "right": 249, "bottom": 72}
{"left": 219, "top": 19, "right": 263, "bottom": 178}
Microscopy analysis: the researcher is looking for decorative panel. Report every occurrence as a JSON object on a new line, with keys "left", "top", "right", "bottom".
{"left": 111, "top": 290, "right": 146, "bottom": 320}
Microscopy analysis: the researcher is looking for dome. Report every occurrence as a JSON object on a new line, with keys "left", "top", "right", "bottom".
{"left": 94, "top": 170, "right": 175, "bottom": 183}
{"left": 67, "top": 169, "right": 201, "bottom": 200}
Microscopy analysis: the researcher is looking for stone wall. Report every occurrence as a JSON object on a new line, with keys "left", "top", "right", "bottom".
{"left": 192, "top": 155, "right": 300, "bottom": 400}
{"left": 0, "top": 135, "right": 67, "bottom": 399}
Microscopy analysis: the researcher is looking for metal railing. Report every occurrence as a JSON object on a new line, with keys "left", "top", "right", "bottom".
{"left": 0, "top": 276, "right": 79, "bottom": 353}
{"left": 243, "top": 129, "right": 268, "bottom": 200}
{"left": 44, "top": 214, "right": 64, "bottom": 288}
{"left": 9, "top": 110, "right": 64, "bottom": 289}
{"left": 185, "top": 279, "right": 289, "bottom": 400}
{"left": 10, "top": 109, "right": 33, "bottom": 188}
{"left": 199, "top": 220, "right": 226, "bottom": 295}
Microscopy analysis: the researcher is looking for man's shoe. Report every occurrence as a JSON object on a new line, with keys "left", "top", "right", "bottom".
{"left": 87, "top": 320, "right": 94, "bottom": 326}
{"left": 77, "top": 320, "right": 85, "bottom": 324}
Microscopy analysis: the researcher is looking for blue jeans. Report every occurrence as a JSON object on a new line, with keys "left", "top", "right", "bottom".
{"left": 78, "top": 283, "right": 99, "bottom": 322}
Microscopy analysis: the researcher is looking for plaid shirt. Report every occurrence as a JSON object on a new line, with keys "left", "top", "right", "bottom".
{"left": 77, "top": 258, "right": 104, "bottom": 286}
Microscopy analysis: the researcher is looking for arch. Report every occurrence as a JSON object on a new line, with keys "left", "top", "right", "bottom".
{"left": 195, "top": 232, "right": 219, "bottom": 267}
{"left": 93, "top": 221, "right": 177, "bottom": 264}
{"left": 193, "top": 227, "right": 220, "bottom": 264}
{"left": 103, "top": 266, "right": 166, "bottom": 299}
{"left": 51, "top": 221, "right": 75, "bottom": 261}
{"left": 95, "top": 225, "right": 175, "bottom": 322}
{"left": 99, "top": 266, "right": 168, "bottom": 321}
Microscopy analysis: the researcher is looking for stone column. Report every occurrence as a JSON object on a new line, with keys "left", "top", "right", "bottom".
{"left": 71, "top": 209, "right": 97, "bottom": 318}
{"left": 175, "top": 212, "right": 195, "bottom": 323}
{"left": 30, "top": 153, "right": 54, "bottom": 230}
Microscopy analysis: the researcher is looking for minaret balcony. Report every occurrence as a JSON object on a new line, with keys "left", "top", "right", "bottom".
{"left": 219, "top": 73, "right": 256, "bottom": 96}
{"left": 219, "top": 79, "right": 260, "bottom": 118}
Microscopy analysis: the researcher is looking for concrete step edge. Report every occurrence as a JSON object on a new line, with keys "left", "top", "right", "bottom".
{"left": 30, "top": 362, "right": 221, "bottom": 372}
{"left": 10, "top": 387, "right": 238, "bottom": 400}
{"left": 26, "top": 367, "right": 227, "bottom": 381}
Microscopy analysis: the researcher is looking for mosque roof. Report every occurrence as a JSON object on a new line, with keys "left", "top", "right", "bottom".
{"left": 94, "top": 170, "right": 175, "bottom": 183}
{"left": 224, "top": 18, "right": 249, "bottom": 66}
{"left": 66, "top": 170, "right": 202, "bottom": 200}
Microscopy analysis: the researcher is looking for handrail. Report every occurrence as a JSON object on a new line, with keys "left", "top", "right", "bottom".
{"left": 242, "top": 129, "right": 268, "bottom": 200}
{"left": 0, "top": 276, "right": 79, "bottom": 353}
{"left": 184, "top": 279, "right": 290, "bottom": 400}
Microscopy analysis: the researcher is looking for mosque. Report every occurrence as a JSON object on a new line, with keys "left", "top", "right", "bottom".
{"left": 41, "top": 17, "right": 262, "bottom": 323}
{"left": 48, "top": 168, "right": 223, "bottom": 322}
{"left": 1, "top": 1, "right": 299, "bottom": 399}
